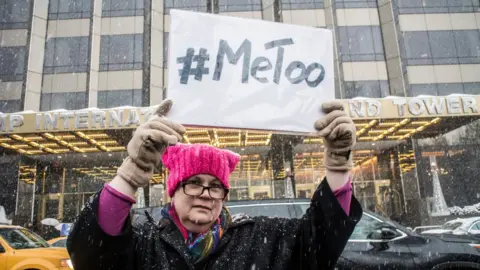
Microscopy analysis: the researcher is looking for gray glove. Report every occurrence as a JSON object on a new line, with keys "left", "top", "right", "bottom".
{"left": 117, "top": 99, "right": 186, "bottom": 188}
{"left": 314, "top": 101, "right": 356, "bottom": 171}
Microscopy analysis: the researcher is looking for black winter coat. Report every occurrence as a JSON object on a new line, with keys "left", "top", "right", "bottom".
{"left": 67, "top": 179, "right": 362, "bottom": 270}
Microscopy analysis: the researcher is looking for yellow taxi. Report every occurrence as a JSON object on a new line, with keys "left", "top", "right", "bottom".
{"left": 0, "top": 225, "right": 73, "bottom": 270}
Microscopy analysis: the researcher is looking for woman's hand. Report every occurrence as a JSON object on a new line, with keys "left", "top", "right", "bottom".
{"left": 116, "top": 99, "right": 186, "bottom": 190}
{"left": 314, "top": 101, "right": 356, "bottom": 189}
{"left": 314, "top": 101, "right": 356, "bottom": 171}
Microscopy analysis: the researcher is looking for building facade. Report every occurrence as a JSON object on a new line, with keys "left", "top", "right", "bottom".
{"left": 0, "top": 0, "right": 479, "bottom": 229}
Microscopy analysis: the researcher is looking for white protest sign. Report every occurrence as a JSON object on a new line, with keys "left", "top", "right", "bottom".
{"left": 167, "top": 9, "right": 334, "bottom": 133}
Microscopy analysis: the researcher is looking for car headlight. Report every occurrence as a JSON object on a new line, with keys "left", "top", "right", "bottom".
{"left": 60, "top": 258, "right": 73, "bottom": 269}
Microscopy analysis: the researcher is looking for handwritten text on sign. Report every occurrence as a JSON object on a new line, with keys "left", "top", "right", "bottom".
{"left": 167, "top": 10, "right": 335, "bottom": 133}
{"left": 177, "top": 38, "right": 326, "bottom": 87}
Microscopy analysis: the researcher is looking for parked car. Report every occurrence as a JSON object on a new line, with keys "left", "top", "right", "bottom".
{"left": 132, "top": 199, "right": 480, "bottom": 269}
{"left": 228, "top": 199, "right": 480, "bottom": 269}
{"left": 0, "top": 225, "right": 73, "bottom": 270}
{"left": 421, "top": 217, "right": 480, "bottom": 238}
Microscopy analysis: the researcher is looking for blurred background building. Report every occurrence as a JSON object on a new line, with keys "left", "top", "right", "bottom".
{"left": 0, "top": 0, "right": 479, "bottom": 228}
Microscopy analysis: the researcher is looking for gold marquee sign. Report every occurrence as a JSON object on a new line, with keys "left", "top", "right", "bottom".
{"left": 0, "top": 107, "right": 157, "bottom": 134}
{"left": 348, "top": 95, "right": 478, "bottom": 119}
{"left": 1, "top": 95, "right": 479, "bottom": 135}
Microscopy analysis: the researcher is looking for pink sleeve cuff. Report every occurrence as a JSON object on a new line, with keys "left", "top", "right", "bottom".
{"left": 98, "top": 184, "right": 136, "bottom": 236}
{"left": 332, "top": 180, "right": 353, "bottom": 216}
{"left": 104, "top": 184, "right": 137, "bottom": 204}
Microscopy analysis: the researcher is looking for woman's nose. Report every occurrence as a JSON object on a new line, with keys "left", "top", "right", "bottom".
{"left": 198, "top": 188, "right": 212, "bottom": 199}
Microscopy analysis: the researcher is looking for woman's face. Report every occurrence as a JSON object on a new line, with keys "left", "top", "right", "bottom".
{"left": 173, "top": 174, "right": 226, "bottom": 233}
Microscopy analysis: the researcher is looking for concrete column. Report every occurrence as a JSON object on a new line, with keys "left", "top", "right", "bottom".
{"left": 88, "top": 0, "right": 103, "bottom": 107}
{"left": 24, "top": 0, "right": 48, "bottom": 111}
{"left": 261, "top": 0, "right": 276, "bottom": 21}
{"left": 57, "top": 168, "right": 66, "bottom": 220}
{"left": 150, "top": 0, "right": 165, "bottom": 106}
{"left": 378, "top": 0, "right": 409, "bottom": 97}
{"left": 324, "top": 0, "right": 344, "bottom": 98}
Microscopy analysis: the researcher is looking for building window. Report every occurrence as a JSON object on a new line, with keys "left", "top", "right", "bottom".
{"left": 44, "top": 37, "right": 90, "bottom": 74}
{"left": 429, "top": 31, "right": 459, "bottom": 65}
{"left": 164, "top": 0, "right": 207, "bottom": 13}
{"left": 409, "top": 83, "right": 480, "bottom": 97}
{"left": 0, "top": 0, "right": 31, "bottom": 29}
{"left": 0, "top": 100, "right": 22, "bottom": 113}
{"left": 0, "top": 47, "right": 27, "bottom": 81}
{"left": 100, "top": 34, "right": 143, "bottom": 71}
{"left": 40, "top": 92, "right": 86, "bottom": 111}
{"left": 397, "top": 0, "right": 480, "bottom": 14}
{"left": 102, "top": 0, "right": 144, "bottom": 17}
{"left": 334, "top": 0, "right": 376, "bottom": 8}
{"left": 464, "top": 83, "right": 480, "bottom": 95}
{"left": 219, "top": 0, "right": 261, "bottom": 12}
{"left": 402, "top": 31, "right": 431, "bottom": 65}
{"left": 403, "top": 30, "right": 480, "bottom": 66}
{"left": 281, "top": 0, "right": 323, "bottom": 10}
{"left": 48, "top": 0, "right": 92, "bottom": 20}
{"left": 453, "top": 31, "right": 480, "bottom": 64}
{"left": 97, "top": 89, "right": 142, "bottom": 108}
{"left": 344, "top": 80, "right": 388, "bottom": 98}
{"left": 338, "top": 26, "right": 384, "bottom": 62}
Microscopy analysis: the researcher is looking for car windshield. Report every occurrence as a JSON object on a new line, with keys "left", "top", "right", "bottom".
{"left": 441, "top": 221, "right": 464, "bottom": 230}
{"left": 51, "top": 239, "right": 67, "bottom": 248}
{"left": 360, "top": 209, "right": 411, "bottom": 230}
{"left": 0, "top": 228, "right": 49, "bottom": 250}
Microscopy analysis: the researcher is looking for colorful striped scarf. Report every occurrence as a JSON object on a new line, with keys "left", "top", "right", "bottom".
{"left": 161, "top": 203, "right": 231, "bottom": 264}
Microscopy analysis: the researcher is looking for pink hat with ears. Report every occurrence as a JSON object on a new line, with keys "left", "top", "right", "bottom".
{"left": 162, "top": 143, "right": 241, "bottom": 197}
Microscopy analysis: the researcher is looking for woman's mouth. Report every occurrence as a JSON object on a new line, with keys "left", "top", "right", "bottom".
{"left": 193, "top": 205, "right": 211, "bottom": 211}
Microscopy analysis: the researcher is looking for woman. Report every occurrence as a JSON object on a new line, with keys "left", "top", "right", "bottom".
{"left": 67, "top": 99, "right": 362, "bottom": 270}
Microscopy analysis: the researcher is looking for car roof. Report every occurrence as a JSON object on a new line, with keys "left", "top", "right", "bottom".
{"left": 445, "top": 217, "right": 480, "bottom": 226}
{"left": 0, "top": 225, "right": 22, "bottom": 229}
{"left": 133, "top": 199, "right": 416, "bottom": 234}
{"left": 226, "top": 198, "right": 310, "bottom": 206}
{"left": 134, "top": 199, "right": 383, "bottom": 224}
{"left": 226, "top": 198, "right": 381, "bottom": 214}
{"left": 459, "top": 217, "right": 480, "bottom": 223}
{"left": 224, "top": 200, "right": 419, "bottom": 234}
{"left": 48, "top": 237, "right": 67, "bottom": 242}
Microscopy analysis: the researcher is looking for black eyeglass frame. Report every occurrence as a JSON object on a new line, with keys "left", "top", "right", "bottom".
{"left": 180, "top": 182, "right": 229, "bottom": 200}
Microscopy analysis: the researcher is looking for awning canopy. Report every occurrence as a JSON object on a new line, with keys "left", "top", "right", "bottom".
{"left": 1, "top": 95, "right": 479, "bottom": 157}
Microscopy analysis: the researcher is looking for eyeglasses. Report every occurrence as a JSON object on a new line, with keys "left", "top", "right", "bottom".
{"left": 181, "top": 182, "right": 228, "bottom": 199}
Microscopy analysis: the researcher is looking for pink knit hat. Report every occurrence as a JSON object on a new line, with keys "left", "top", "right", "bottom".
{"left": 162, "top": 143, "right": 241, "bottom": 197}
